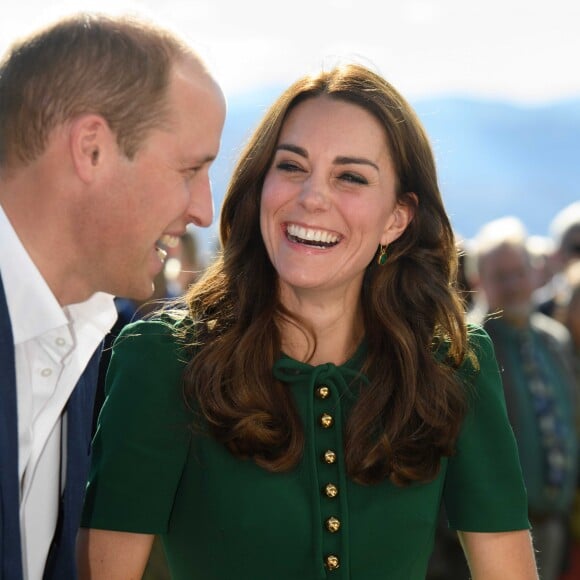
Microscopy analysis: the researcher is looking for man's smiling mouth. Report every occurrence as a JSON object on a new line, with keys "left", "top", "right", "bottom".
{"left": 155, "top": 234, "right": 180, "bottom": 260}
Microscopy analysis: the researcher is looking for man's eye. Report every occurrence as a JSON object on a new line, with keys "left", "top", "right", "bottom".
{"left": 339, "top": 172, "right": 367, "bottom": 185}
{"left": 183, "top": 167, "right": 200, "bottom": 179}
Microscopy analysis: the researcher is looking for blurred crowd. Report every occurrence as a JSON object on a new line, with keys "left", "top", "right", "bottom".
{"left": 429, "top": 200, "right": 580, "bottom": 580}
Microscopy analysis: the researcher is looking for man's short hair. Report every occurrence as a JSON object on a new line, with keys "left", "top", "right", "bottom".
{"left": 0, "top": 13, "right": 195, "bottom": 168}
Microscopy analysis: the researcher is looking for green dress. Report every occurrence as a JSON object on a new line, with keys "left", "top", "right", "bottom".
{"left": 81, "top": 320, "right": 529, "bottom": 579}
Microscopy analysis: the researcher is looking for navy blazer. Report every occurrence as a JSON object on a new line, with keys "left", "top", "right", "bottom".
{"left": 0, "top": 273, "right": 102, "bottom": 580}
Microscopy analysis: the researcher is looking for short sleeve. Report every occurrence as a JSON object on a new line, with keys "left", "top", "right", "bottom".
{"left": 443, "top": 325, "right": 530, "bottom": 532}
{"left": 81, "top": 319, "right": 192, "bottom": 533}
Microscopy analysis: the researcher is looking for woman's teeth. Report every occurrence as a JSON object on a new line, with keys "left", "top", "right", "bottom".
{"left": 286, "top": 224, "right": 339, "bottom": 247}
{"left": 155, "top": 246, "right": 168, "bottom": 261}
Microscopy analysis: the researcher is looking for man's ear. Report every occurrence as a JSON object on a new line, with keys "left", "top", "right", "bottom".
{"left": 69, "top": 114, "right": 117, "bottom": 183}
{"left": 380, "top": 192, "right": 417, "bottom": 246}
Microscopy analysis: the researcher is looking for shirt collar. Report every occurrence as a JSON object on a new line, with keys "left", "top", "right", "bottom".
{"left": 65, "top": 291, "right": 118, "bottom": 337}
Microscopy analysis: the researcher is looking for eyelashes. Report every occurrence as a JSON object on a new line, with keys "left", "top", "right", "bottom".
{"left": 276, "top": 161, "right": 302, "bottom": 172}
{"left": 339, "top": 172, "right": 367, "bottom": 185}
{"left": 275, "top": 161, "right": 368, "bottom": 186}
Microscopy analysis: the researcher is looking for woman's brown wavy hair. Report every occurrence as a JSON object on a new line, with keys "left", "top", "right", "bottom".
{"left": 180, "top": 63, "right": 470, "bottom": 486}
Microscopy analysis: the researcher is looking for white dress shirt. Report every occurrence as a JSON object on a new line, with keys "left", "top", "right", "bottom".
{"left": 0, "top": 205, "right": 117, "bottom": 580}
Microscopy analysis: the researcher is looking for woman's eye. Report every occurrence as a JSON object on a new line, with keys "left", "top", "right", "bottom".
{"left": 339, "top": 172, "right": 368, "bottom": 185}
{"left": 276, "top": 161, "right": 303, "bottom": 173}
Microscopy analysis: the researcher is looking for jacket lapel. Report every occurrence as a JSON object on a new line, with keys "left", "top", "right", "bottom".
{"left": 0, "top": 272, "right": 24, "bottom": 580}
{"left": 42, "top": 346, "right": 102, "bottom": 580}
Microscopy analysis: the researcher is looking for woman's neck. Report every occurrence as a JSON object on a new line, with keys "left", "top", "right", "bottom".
{"left": 278, "top": 287, "right": 364, "bottom": 366}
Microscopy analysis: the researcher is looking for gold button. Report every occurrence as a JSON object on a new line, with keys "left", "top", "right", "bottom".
{"left": 324, "top": 483, "right": 339, "bottom": 498}
{"left": 320, "top": 413, "right": 334, "bottom": 428}
{"left": 326, "top": 516, "right": 341, "bottom": 533}
{"left": 325, "top": 554, "right": 340, "bottom": 570}
{"left": 323, "top": 450, "right": 337, "bottom": 464}
{"left": 316, "top": 385, "right": 330, "bottom": 399}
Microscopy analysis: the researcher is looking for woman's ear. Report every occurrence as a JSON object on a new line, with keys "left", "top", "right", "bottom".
{"left": 380, "top": 192, "right": 417, "bottom": 245}
{"left": 69, "top": 114, "right": 116, "bottom": 183}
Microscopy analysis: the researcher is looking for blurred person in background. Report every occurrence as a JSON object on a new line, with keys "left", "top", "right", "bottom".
{"left": 0, "top": 13, "right": 225, "bottom": 580}
{"left": 536, "top": 201, "right": 580, "bottom": 317}
{"left": 555, "top": 260, "right": 580, "bottom": 580}
{"left": 469, "top": 216, "right": 578, "bottom": 580}
{"left": 527, "top": 235, "right": 557, "bottom": 292}
{"left": 554, "top": 260, "right": 580, "bottom": 368}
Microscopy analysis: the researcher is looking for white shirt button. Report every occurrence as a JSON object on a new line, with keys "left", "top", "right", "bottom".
{"left": 40, "top": 368, "right": 52, "bottom": 377}
{"left": 55, "top": 337, "right": 66, "bottom": 347}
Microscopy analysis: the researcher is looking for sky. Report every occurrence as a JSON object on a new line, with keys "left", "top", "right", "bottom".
{"left": 1, "top": 0, "right": 579, "bottom": 105}
{"left": 1, "top": 0, "right": 578, "bottom": 250}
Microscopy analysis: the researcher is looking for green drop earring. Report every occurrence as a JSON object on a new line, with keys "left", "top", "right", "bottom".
{"left": 377, "top": 244, "right": 388, "bottom": 266}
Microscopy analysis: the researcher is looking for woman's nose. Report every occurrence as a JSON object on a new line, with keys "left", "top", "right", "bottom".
{"left": 299, "top": 176, "right": 331, "bottom": 212}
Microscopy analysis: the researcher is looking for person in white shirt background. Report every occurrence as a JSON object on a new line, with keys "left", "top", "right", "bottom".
{"left": 0, "top": 12, "right": 225, "bottom": 580}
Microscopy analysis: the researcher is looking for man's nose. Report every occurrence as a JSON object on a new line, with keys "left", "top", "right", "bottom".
{"left": 187, "top": 174, "right": 214, "bottom": 228}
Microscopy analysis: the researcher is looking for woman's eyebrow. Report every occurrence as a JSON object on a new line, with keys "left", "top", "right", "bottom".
{"left": 276, "top": 143, "right": 307, "bottom": 158}
{"left": 276, "top": 145, "right": 379, "bottom": 171}
{"left": 334, "top": 156, "right": 379, "bottom": 171}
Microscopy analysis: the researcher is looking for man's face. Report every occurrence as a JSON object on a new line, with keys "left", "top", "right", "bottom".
{"left": 84, "top": 63, "right": 226, "bottom": 300}
{"left": 478, "top": 244, "right": 535, "bottom": 321}
{"left": 562, "top": 225, "right": 580, "bottom": 267}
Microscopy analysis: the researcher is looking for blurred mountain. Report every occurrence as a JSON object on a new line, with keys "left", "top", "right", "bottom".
{"left": 200, "top": 89, "right": 580, "bottom": 260}
{"left": 413, "top": 97, "right": 580, "bottom": 241}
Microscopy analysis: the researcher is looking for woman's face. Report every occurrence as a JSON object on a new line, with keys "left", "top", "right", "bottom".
{"left": 260, "top": 96, "right": 412, "bottom": 300}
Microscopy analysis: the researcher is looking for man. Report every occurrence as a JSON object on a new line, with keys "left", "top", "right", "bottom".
{"left": 469, "top": 216, "right": 578, "bottom": 580}
{"left": 535, "top": 201, "right": 580, "bottom": 317}
{"left": 0, "top": 13, "right": 226, "bottom": 580}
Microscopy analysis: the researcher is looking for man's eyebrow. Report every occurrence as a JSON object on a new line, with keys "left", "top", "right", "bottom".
{"left": 275, "top": 145, "right": 379, "bottom": 172}
{"left": 183, "top": 154, "right": 217, "bottom": 166}
{"left": 199, "top": 154, "right": 217, "bottom": 164}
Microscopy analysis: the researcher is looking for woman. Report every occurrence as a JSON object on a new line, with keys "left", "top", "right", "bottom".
{"left": 78, "top": 64, "right": 537, "bottom": 579}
